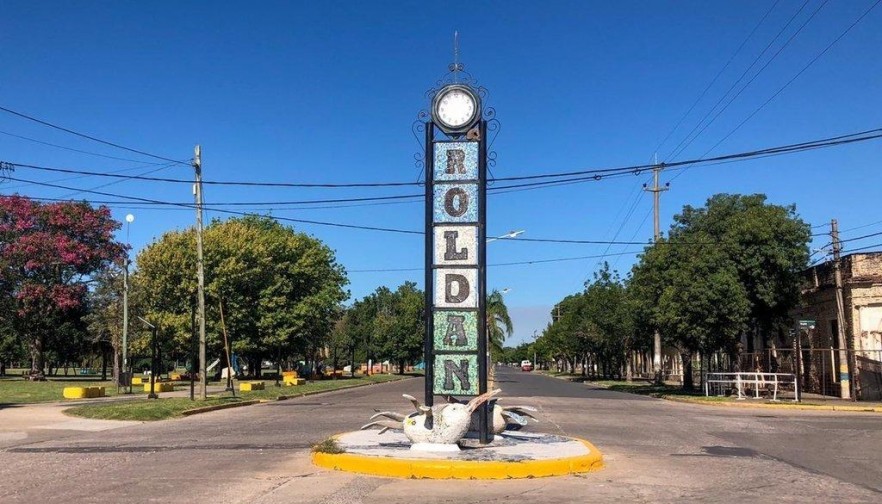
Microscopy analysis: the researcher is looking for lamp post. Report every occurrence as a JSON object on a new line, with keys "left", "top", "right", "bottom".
{"left": 122, "top": 213, "right": 134, "bottom": 393}
{"left": 138, "top": 316, "right": 158, "bottom": 399}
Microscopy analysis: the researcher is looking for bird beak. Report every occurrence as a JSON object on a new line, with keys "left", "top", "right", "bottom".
{"left": 466, "top": 389, "right": 501, "bottom": 413}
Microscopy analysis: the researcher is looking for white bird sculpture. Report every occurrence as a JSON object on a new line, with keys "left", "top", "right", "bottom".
{"left": 443, "top": 395, "right": 538, "bottom": 434}
{"left": 362, "top": 389, "right": 501, "bottom": 451}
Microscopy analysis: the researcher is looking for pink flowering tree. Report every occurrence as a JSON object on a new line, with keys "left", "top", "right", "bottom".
{"left": 0, "top": 195, "right": 125, "bottom": 379}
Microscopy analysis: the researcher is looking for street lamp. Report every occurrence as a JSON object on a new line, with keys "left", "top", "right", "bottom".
{"left": 122, "top": 213, "right": 134, "bottom": 393}
{"left": 137, "top": 316, "right": 158, "bottom": 399}
{"left": 486, "top": 229, "right": 525, "bottom": 243}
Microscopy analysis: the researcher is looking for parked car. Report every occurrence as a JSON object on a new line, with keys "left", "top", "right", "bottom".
{"left": 521, "top": 360, "right": 533, "bottom": 372}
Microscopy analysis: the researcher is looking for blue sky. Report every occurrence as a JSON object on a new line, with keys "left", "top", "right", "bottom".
{"left": 2, "top": 1, "right": 881, "bottom": 346}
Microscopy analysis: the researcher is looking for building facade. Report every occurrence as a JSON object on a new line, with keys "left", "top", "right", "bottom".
{"left": 792, "top": 252, "right": 882, "bottom": 400}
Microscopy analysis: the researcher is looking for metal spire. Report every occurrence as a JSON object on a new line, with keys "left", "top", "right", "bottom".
{"left": 449, "top": 31, "right": 465, "bottom": 82}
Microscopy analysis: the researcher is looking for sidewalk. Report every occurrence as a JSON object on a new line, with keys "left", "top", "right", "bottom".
{"left": 0, "top": 383, "right": 233, "bottom": 448}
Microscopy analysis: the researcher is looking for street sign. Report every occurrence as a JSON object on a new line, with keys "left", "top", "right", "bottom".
{"left": 799, "top": 320, "right": 816, "bottom": 330}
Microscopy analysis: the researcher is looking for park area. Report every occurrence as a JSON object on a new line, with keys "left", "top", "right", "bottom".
{"left": 0, "top": 369, "right": 413, "bottom": 421}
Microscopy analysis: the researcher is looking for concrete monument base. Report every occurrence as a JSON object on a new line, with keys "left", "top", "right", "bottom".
{"left": 312, "top": 429, "right": 604, "bottom": 479}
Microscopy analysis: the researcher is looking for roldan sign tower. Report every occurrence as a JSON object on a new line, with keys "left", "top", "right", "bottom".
{"left": 423, "top": 63, "right": 492, "bottom": 443}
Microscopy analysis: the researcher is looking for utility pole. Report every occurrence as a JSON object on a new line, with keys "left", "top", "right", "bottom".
{"left": 122, "top": 213, "right": 134, "bottom": 393}
{"left": 194, "top": 145, "right": 207, "bottom": 400}
{"left": 644, "top": 163, "right": 669, "bottom": 384}
{"left": 122, "top": 260, "right": 129, "bottom": 391}
{"left": 831, "top": 219, "right": 851, "bottom": 400}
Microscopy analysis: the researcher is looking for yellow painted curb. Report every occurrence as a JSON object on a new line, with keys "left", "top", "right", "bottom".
{"left": 312, "top": 437, "right": 604, "bottom": 480}
{"left": 662, "top": 395, "right": 882, "bottom": 413}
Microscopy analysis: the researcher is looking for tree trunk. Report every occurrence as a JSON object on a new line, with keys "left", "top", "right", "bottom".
{"left": 681, "top": 350, "right": 694, "bottom": 391}
{"left": 28, "top": 334, "right": 46, "bottom": 380}
{"left": 101, "top": 346, "right": 108, "bottom": 381}
{"left": 113, "top": 346, "right": 121, "bottom": 384}
{"left": 350, "top": 347, "right": 356, "bottom": 378}
{"left": 625, "top": 351, "right": 633, "bottom": 382}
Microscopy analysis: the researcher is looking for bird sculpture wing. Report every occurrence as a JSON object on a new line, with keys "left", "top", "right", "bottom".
{"left": 503, "top": 406, "right": 538, "bottom": 420}
{"left": 360, "top": 420, "right": 402, "bottom": 435}
{"left": 370, "top": 411, "right": 406, "bottom": 421}
{"left": 403, "top": 394, "right": 432, "bottom": 417}
{"left": 501, "top": 405, "right": 538, "bottom": 426}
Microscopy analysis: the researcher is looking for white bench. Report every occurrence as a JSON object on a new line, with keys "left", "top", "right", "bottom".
{"left": 705, "top": 372, "right": 797, "bottom": 402}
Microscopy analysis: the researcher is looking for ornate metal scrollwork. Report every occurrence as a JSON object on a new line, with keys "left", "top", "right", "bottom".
{"left": 415, "top": 63, "right": 502, "bottom": 179}
{"left": 412, "top": 110, "right": 430, "bottom": 182}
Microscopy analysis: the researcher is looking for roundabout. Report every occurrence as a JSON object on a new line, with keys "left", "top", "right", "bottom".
{"left": 312, "top": 429, "right": 604, "bottom": 480}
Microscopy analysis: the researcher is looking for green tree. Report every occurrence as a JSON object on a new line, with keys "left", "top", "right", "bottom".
{"left": 486, "top": 289, "right": 513, "bottom": 361}
{"left": 134, "top": 215, "right": 348, "bottom": 375}
{"left": 671, "top": 194, "right": 810, "bottom": 349}
{"left": 343, "top": 282, "right": 425, "bottom": 375}
{"left": 0, "top": 196, "right": 125, "bottom": 379}
{"left": 628, "top": 193, "right": 809, "bottom": 388}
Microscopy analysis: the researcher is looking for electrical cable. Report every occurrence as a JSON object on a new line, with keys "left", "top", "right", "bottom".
{"left": 0, "top": 129, "right": 173, "bottom": 164}
{"left": 668, "top": 0, "right": 881, "bottom": 182}
{"left": 6, "top": 126, "right": 882, "bottom": 192}
{"left": 347, "top": 250, "right": 645, "bottom": 273}
{"left": 0, "top": 105, "right": 190, "bottom": 166}
{"left": 653, "top": 0, "right": 781, "bottom": 155}
{"left": 666, "top": 0, "right": 812, "bottom": 161}
{"left": 1, "top": 176, "right": 423, "bottom": 236}
{"left": 668, "top": 0, "right": 828, "bottom": 161}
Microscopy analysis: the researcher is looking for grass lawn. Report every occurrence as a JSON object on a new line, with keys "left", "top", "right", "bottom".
{"left": 65, "top": 397, "right": 241, "bottom": 421}
{"left": 590, "top": 380, "right": 731, "bottom": 402}
{"left": 63, "top": 373, "right": 414, "bottom": 421}
{"left": 0, "top": 377, "right": 123, "bottom": 404}
{"left": 233, "top": 372, "right": 409, "bottom": 401}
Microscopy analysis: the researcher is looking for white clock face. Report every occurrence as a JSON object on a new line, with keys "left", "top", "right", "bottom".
{"left": 436, "top": 88, "right": 476, "bottom": 128}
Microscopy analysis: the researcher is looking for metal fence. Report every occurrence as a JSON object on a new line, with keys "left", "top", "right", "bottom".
{"left": 731, "top": 348, "right": 882, "bottom": 401}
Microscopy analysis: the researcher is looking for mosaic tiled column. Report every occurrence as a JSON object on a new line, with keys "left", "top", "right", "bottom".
{"left": 428, "top": 138, "right": 485, "bottom": 399}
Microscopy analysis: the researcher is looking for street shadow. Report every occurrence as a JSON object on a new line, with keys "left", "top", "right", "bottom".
{"left": 670, "top": 445, "right": 763, "bottom": 459}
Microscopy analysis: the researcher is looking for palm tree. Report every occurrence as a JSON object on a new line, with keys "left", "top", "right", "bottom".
{"left": 486, "top": 289, "right": 513, "bottom": 359}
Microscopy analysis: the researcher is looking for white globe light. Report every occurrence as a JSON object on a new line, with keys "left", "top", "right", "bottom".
{"left": 126, "top": 214, "right": 135, "bottom": 223}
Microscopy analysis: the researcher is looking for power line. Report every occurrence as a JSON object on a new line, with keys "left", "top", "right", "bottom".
{"left": 653, "top": 0, "right": 781, "bottom": 155}
{"left": 0, "top": 105, "right": 189, "bottom": 166}
{"left": 4, "top": 161, "right": 422, "bottom": 188}
{"left": 6, "top": 126, "right": 882, "bottom": 192}
{"left": 0, "top": 129, "right": 173, "bottom": 164}
{"left": 838, "top": 230, "right": 882, "bottom": 245}
{"left": 840, "top": 219, "right": 882, "bottom": 234}
{"left": 668, "top": 0, "right": 881, "bottom": 182}
{"left": 666, "top": 0, "right": 813, "bottom": 161}
{"left": 1, "top": 176, "right": 423, "bottom": 236}
{"left": 347, "top": 250, "right": 645, "bottom": 273}
{"left": 842, "top": 242, "right": 882, "bottom": 254}
{"left": 669, "top": 0, "right": 828, "bottom": 161}
{"left": 698, "top": 0, "right": 881, "bottom": 158}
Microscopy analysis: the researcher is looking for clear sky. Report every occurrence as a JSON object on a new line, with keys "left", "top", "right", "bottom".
{"left": 2, "top": 1, "right": 881, "bottom": 346}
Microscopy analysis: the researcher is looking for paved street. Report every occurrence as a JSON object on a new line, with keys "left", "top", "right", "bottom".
{"left": 1, "top": 368, "right": 881, "bottom": 503}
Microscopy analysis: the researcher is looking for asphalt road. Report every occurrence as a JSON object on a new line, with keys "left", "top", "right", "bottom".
{"left": 1, "top": 368, "right": 880, "bottom": 503}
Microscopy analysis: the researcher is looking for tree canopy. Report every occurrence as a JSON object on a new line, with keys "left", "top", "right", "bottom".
{"left": 0, "top": 195, "right": 124, "bottom": 378}
{"left": 536, "top": 193, "right": 810, "bottom": 388}
{"left": 133, "top": 215, "right": 349, "bottom": 373}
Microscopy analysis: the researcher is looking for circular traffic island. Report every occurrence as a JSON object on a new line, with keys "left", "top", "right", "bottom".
{"left": 312, "top": 429, "right": 604, "bottom": 480}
